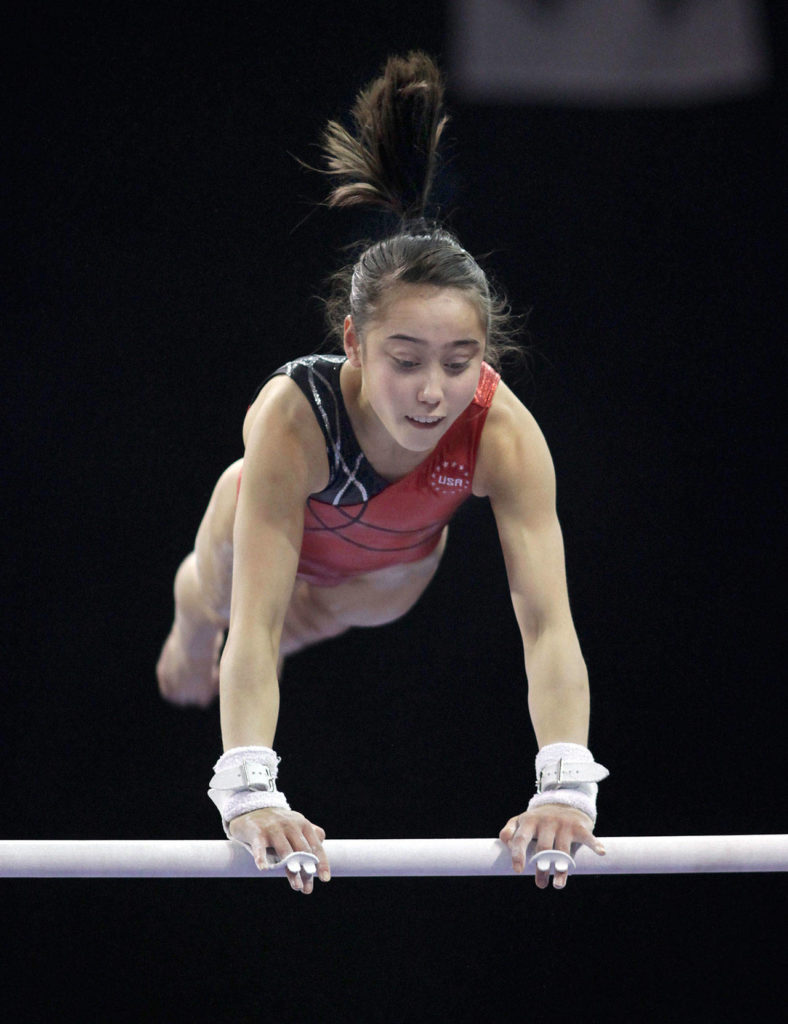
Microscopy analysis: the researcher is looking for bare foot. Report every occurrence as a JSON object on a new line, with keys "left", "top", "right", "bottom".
{"left": 156, "top": 628, "right": 224, "bottom": 707}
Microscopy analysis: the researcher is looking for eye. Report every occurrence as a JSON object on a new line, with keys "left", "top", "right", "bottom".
{"left": 445, "top": 361, "right": 471, "bottom": 373}
{"left": 392, "top": 357, "right": 419, "bottom": 370}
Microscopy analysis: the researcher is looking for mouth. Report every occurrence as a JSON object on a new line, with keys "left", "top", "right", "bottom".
{"left": 406, "top": 415, "right": 445, "bottom": 430}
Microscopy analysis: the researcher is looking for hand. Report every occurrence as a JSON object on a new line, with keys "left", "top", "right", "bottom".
{"left": 229, "top": 806, "right": 331, "bottom": 894}
{"left": 499, "top": 804, "right": 606, "bottom": 890}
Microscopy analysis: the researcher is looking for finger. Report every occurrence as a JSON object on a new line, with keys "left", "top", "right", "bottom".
{"left": 501, "top": 817, "right": 535, "bottom": 875}
{"left": 552, "top": 859, "right": 569, "bottom": 890}
{"left": 498, "top": 816, "right": 520, "bottom": 845}
{"left": 283, "top": 852, "right": 317, "bottom": 876}
{"left": 549, "top": 827, "right": 605, "bottom": 886}
{"left": 548, "top": 825, "right": 581, "bottom": 890}
{"left": 510, "top": 829, "right": 530, "bottom": 875}
{"left": 261, "top": 834, "right": 305, "bottom": 890}
{"left": 528, "top": 848, "right": 574, "bottom": 889}
{"left": 284, "top": 856, "right": 316, "bottom": 894}
{"left": 283, "top": 825, "right": 329, "bottom": 892}
{"left": 304, "top": 826, "right": 331, "bottom": 883}
{"left": 584, "top": 832, "right": 606, "bottom": 857}
{"left": 564, "top": 822, "right": 606, "bottom": 858}
{"left": 314, "top": 845, "right": 331, "bottom": 884}
{"left": 285, "top": 856, "right": 304, "bottom": 892}
{"left": 228, "top": 816, "right": 276, "bottom": 871}
{"left": 249, "top": 834, "right": 281, "bottom": 872}
{"left": 532, "top": 833, "right": 557, "bottom": 890}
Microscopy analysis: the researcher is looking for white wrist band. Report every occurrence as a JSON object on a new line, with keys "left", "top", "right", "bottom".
{"left": 208, "top": 746, "right": 290, "bottom": 840}
{"left": 527, "top": 742, "right": 609, "bottom": 826}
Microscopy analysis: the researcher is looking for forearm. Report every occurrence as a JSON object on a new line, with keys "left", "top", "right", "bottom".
{"left": 219, "top": 629, "right": 281, "bottom": 749}
{"left": 524, "top": 626, "right": 590, "bottom": 748}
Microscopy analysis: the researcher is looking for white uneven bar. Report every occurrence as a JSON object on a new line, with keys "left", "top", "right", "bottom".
{"left": 1, "top": 836, "right": 787, "bottom": 878}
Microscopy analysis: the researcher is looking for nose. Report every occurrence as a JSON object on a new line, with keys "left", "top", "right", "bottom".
{"left": 418, "top": 368, "right": 443, "bottom": 405}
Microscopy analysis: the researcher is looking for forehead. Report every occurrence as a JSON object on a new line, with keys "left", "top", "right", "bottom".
{"left": 370, "top": 283, "right": 486, "bottom": 339}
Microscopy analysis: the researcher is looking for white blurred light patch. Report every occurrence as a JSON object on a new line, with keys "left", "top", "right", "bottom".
{"left": 448, "top": 0, "right": 770, "bottom": 105}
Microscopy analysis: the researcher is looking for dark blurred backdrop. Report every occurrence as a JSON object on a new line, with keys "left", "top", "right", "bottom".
{"left": 3, "top": 2, "right": 784, "bottom": 1021}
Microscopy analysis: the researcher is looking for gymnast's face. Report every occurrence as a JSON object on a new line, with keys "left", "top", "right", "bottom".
{"left": 343, "top": 284, "right": 486, "bottom": 455}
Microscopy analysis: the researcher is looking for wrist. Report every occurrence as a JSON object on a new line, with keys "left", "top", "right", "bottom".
{"left": 527, "top": 742, "right": 609, "bottom": 826}
{"left": 208, "top": 746, "right": 290, "bottom": 840}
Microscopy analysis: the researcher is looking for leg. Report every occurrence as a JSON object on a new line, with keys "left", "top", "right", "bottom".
{"left": 280, "top": 527, "right": 449, "bottom": 657}
{"left": 157, "top": 460, "right": 242, "bottom": 706}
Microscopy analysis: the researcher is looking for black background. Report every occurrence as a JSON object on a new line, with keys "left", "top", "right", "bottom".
{"left": 3, "top": 3, "right": 785, "bottom": 1021}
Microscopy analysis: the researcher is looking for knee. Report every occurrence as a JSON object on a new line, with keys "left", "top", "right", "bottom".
{"left": 173, "top": 552, "right": 226, "bottom": 624}
{"left": 174, "top": 552, "right": 199, "bottom": 604}
{"left": 194, "top": 544, "right": 233, "bottom": 622}
{"left": 198, "top": 462, "right": 242, "bottom": 545}
{"left": 192, "top": 463, "right": 241, "bottom": 618}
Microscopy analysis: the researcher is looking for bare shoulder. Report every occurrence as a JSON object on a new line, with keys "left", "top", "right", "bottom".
{"left": 241, "top": 375, "right": 329, "bottom": 496}
{"left": 473, "top": 381, "right": 556, "bottom": 504}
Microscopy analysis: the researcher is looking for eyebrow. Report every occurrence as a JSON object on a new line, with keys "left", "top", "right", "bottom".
{"left": 386, "top": 334, "right": 482, "bottom": 349}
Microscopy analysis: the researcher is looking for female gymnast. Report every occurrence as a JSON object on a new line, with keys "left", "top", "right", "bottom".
{"left": 157, "top": 52, "right": 608, "bottom": 893}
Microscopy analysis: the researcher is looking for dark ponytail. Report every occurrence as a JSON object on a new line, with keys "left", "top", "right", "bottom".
{"left": 321, "top": 51, "right": 448, "bottom": 221}
{"left": 318, "top": 52, "right": 523, "bottom": 371}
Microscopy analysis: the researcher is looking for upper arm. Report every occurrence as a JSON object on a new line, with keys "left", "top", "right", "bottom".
{"left": 474, "top": 384, "right": 574, "bottom": 646}
{"left": 229, "top": 377, "right": 328, "bottom": 637}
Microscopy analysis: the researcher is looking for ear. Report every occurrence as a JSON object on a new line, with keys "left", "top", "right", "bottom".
{"left": 343, "top": 315, "right": 363, "bottom": 368}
